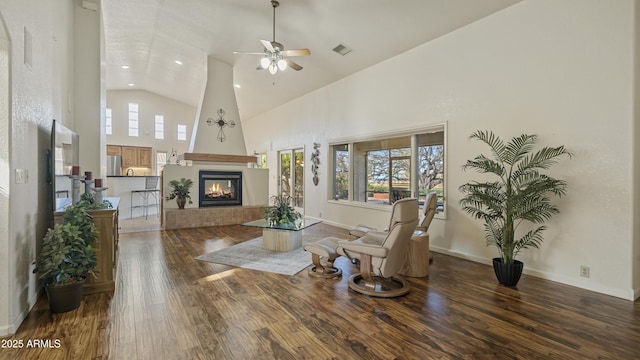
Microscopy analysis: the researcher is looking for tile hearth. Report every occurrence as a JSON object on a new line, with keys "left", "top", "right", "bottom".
{"left": 163, "top": 205, "right": 264, "bottom": 230}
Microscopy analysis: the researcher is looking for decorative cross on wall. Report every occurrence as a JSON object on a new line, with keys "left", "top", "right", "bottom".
{"left": 206, "top": 108, "right": 236, "bottom": 142}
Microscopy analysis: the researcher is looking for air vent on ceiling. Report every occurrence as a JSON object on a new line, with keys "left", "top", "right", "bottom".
{"left": 332, "top": 44, "right": 352, "bottom": 56}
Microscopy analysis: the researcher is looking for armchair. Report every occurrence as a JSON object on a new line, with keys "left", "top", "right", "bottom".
{"left": 349, "top": 192, "right": 438, "bottom": 238}
{"left": 336, "top": 198, "right": 419, "bottom": 297}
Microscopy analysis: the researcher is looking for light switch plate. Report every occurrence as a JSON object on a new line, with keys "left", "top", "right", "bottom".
{"left": 15, "top": 169, "right": 26, "bottom": 184}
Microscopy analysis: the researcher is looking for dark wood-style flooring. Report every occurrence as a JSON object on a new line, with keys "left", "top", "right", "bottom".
{"left": 2, "top": 223, "right": 639, "bottom": 359}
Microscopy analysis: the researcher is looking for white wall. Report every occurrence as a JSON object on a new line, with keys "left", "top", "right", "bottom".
{"left": 243, "top": 0, "right": 638, "bottom": 300}
{"left": 633, "top": 0, "right": 640, "bottom": 299}
{"left": 107, "top": 89, "right": 197, "bottom": 171}
{"left": 190, "top": 57, "right": 246, "bottom": 155}
{"left": 0, "top": 6, "right": 10, "bottom": 337}
{"left": 74, "top": 1, "right": 103, "bottom": 179}
{"left": 0, "top": 0, "right": 75, "bottom": 336}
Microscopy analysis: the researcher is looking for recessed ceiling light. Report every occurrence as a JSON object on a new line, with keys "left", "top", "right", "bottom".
{"left": 174, "top": 60, "right": 183, "bottom": 65}
{"left": 127, "top": 83, "right": 135, "bottom": 87}
{"left": 233, "top": 84, "right": 241, "bottom": 89}
{"left": 121, "top": 65, "right": 129, "bottom": 69}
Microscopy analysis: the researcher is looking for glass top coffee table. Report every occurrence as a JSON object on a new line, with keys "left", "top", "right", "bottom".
{"left": 242, "top": 217, "right": 321, "bottom": 251}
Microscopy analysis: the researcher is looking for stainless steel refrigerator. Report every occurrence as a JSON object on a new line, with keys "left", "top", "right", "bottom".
{"left": 107, "top": 155, "right": 122, "bottom": 176}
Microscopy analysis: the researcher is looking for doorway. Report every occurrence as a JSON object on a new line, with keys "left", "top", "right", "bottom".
{"left": 278, "top": 148, "right": 304, "bottom": 213}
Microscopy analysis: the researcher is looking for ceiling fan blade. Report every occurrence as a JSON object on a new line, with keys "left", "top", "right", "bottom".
{"left": 285, "top": 58, "right": 303, "bottom": 71}
{"left": 260, "top": 39, "right": 275, "bottom": 53}
{"left": 281, "top": 48, "right": 311, "bottom": 57}
{"left": 233, "top": 51, "right": 265, "bottom": 55}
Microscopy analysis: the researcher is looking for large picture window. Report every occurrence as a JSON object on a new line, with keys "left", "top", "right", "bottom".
{"left": 330, "top": 124, "right": 445, "bottom": 216}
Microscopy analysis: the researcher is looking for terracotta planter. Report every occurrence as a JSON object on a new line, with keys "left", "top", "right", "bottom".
{"left": 492, "top": 258, "right": 524, "bottom": 287}
{"left": 45, "top": 278, "right": 86, "bottom": 313}
{"left": 176, "top": 197, "right": 187, "bottom": 209}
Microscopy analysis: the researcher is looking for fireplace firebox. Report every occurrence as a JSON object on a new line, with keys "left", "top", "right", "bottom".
{"left": 199, "top": 171, "right": 242, "bottom": 207}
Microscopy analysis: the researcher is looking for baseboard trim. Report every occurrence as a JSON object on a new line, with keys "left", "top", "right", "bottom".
{"left": 429, "top": 246, "right": 636, "bottom": 301}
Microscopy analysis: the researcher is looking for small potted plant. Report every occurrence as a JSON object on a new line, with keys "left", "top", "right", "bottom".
{"left": 459, "top": 130, "right": 571, "bottom": 287}
{"left": 166, "top": 178, "right": 194, "bottom": 209}
{"left": 76, "top": 192, "right": 113, "bottom": 210}
{"left": 33, "top": 220, "right": 97, "bottom": 313}
{"left": 264, "top": 194, "right": 301, "bottom": 226}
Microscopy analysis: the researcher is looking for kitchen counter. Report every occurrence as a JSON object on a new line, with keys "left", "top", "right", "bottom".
{"left": 107, "top": 175, "right": 152, "bottom": 178}
{"left": 106, "top": 176, "right": 161, "bottom": 219}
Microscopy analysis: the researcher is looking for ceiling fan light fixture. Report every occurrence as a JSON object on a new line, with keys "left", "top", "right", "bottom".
{"left": 233, "top": 0, "right": 309, "bottom": 75}
{"left": 269, "top": 63, "right": 278, "bottom": 75}
{"left": 277, "top": 58, "right": 287, "bottom": 71}
{"left": 260, "top": 57, "right": 271, "bottom": 69}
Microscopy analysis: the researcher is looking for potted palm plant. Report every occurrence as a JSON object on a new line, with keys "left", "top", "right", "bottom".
{"left": 165, "top": 178, "right": 193, "bottom": 209}
{"left": 459, "top": 130, "right": 571, "bottom": 286}
{"left": 33, "top": 203, "right": 98, "bottom": 313}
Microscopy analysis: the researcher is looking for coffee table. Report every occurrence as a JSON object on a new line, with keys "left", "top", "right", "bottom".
{"left": 242, "top": 217, "right": 321, "bottom": 251}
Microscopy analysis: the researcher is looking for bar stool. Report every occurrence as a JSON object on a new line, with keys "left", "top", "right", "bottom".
{"left": 131, "top": 176, "right": 160, "bottom": 219}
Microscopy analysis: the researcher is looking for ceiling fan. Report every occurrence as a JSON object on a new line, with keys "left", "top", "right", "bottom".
{"left": 233, "top": 0, "right": 311, "bottom": 75}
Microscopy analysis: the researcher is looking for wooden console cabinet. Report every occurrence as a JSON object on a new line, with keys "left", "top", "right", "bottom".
{"left": 54, "top": 198, "right": 119, "bottom": 294}
{"left": 84, "top": 204, "right": 119, "bottom": 294}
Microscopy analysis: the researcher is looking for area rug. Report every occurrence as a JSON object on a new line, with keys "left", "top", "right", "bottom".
{"left": 195, "top": 235, "right": 320, "bottom": 276}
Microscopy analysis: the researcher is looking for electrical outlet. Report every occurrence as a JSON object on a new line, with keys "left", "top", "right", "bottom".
{"left": 580, "top": 265, "right": 590, "bottom": 278}
{"left": 15, "top": 169, "right": 25, "bottom": 184}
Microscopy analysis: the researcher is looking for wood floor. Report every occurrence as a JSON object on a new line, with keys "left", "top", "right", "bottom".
{"left": 2, "top": 223, "right": 639, "bottom": 359}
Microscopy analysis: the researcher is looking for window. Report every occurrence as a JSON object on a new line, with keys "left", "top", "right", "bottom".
{"left": 177, "top": 124, "right": 187, "bottom": 141}
{"left": 418, "top": 140, "right": 444, "bottom": 213}
{"left": 156, "top": 151, "right": 166, "bottom": 175}
{"left": 279, "top": 149, "right": 304, "bottom": 210}
{"left": 333, "top": 144, "right": 349, "bottom": 200}
{"left": 105, "top": 108, "right": 112, "bottom": 135}
{"left": 128, "top": 103, "right": 139, "bottom": 137}
{"left": 155, "top": 115, "right": 164, "bottom": 139}
{"left": 256, "top": 153, "right": 267, "bottom": 169}
{"left": 330, "top": 124, "right": 446, "bottom": 216}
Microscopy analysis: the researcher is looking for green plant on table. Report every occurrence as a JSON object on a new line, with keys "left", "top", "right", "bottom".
{"left": 77, "top": 192, "right": 113, "bottom": 210}
{"left": 264, "top": 194, "right": 301, "bottom": 225}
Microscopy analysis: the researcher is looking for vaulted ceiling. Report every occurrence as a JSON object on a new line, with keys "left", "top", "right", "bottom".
{"left": 102, "top": 0, "right": 520, "bottom": 120}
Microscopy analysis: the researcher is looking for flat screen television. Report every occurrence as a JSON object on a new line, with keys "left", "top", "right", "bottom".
{"left": 50, "top": 120, "right": 79, "bottom": 212}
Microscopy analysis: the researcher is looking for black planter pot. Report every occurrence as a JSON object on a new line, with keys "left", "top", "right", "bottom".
{"left": 492, "top": 258, "right": 524, "bottom": 287}
{"left": 45, "top": 278, "right": 86, "bottom": 313}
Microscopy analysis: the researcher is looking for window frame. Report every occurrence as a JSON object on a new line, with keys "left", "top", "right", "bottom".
{"left": 177, "top": 124, "right": 187, "bottom": 141}
{"left": 328, "top": 122, "right": 447, "bottom": 219}
{"left": 128, "top": 103, "right": 139, "bottom": 137}
{"left": 105, "top": 108, "right": 112, "bottom": 135}
{"left": 154, "top": 115, "right": 164, "bottom": 140}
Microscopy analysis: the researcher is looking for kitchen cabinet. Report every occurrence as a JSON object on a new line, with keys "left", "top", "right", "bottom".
{"left": 107, "top": 145, "right": 121, "bottom": 156}
{"left": 122, "top": 146, "right": 138, "bottom": 167}
{"left": 138, "top": 147, "right": 152, "bottom": 167}
{"left": 110, "top": 145, "right": 152, "bottom": 168}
